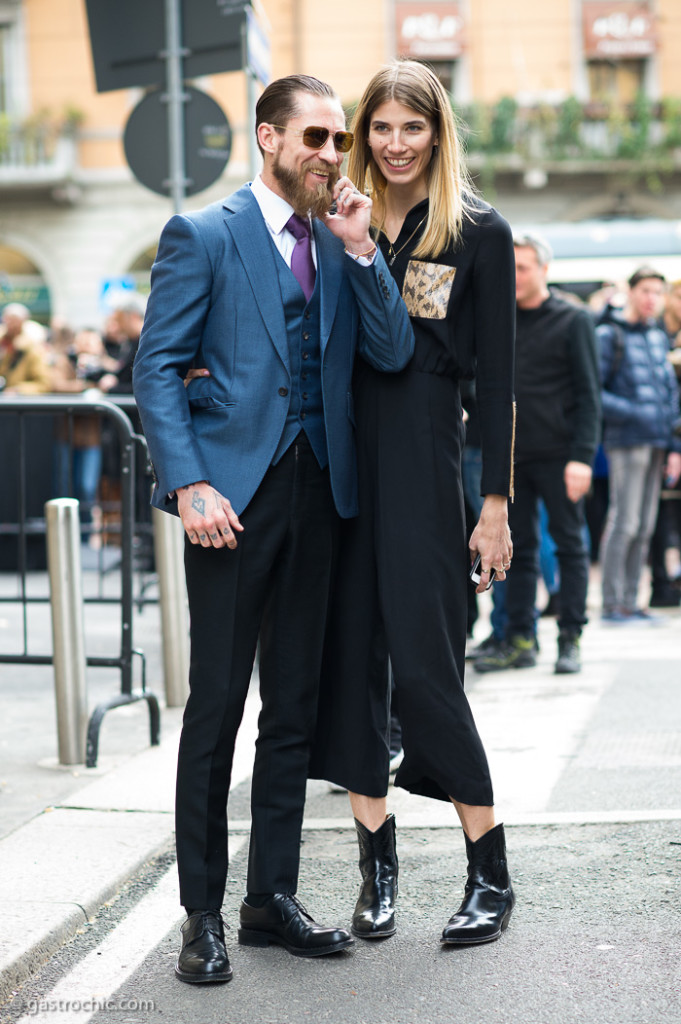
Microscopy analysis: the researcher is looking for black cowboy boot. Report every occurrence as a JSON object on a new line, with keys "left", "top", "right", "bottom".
{"left": 441, "top": 823, "right": 515, "bottom": 945}
{"left": 351, "top": 814, "right": 398, "bottom": 939}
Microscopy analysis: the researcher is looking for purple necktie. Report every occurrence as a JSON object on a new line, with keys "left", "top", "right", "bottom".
{"left": 286, "top": 214, "right": 316, "bottom": 302}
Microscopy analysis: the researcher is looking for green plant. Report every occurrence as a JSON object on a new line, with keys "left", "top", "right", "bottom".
{"left": 0, "top": 112, "right": 11, "bottom": 157}
{"left": 523, "top": 103, "right": 559, "bottom": 160}
{"left": 614, "top": 92, "right": 654, "bottom": 159}
{"left": 61, "top": 104, "right": 85, "bottom": 135}
{"left": 488, "top": 96, "right": 517, "bottom": 153}
{"left": 554, "top": 96, "right": 584, "bottom": 156}
{"left": 456, "top": 101, "right": 489, "bottom": 154}
{"left": 661, "top": 97, "right": 681, "bottom": 150}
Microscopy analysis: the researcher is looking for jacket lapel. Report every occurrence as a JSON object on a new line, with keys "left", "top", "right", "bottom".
{"left": 223, "top": 187, "right": 290, "bottom": 373}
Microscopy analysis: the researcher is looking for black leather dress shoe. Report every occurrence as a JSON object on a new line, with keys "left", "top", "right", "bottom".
{"left": 238, "top": 894, "right": 354, "bottom": 957}
{"left": 175, "top": 910, "right": 233, "bottom": 984}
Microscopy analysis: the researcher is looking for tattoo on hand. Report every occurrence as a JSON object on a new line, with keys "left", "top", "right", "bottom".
{"left": 192, "top": 491, "right": 206, "bottom": 516}
{"left": 199, "top": 533, "right": 206, "bottom": 543}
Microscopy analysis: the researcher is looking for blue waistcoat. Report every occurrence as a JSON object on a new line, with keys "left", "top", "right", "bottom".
{"left": 270, "top": 249, "right": 328, "bottom": 468}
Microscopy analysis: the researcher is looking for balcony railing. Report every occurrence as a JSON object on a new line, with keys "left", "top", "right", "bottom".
{"left": 0, "top": 117, "right": 78, "bottom": 187}
{"left": 458, "top": 96, "right": 681, "bottom": 174}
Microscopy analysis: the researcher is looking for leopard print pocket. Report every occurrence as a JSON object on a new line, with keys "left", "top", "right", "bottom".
{"left": 402, "top": 260, "right": 456, "bottom": 319}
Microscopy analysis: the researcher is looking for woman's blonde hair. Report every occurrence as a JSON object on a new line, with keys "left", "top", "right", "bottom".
{"left": 347, "top": 59, "right": 476, "bottom": 260}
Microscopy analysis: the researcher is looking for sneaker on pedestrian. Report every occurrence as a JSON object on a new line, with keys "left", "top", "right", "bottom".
{"left": 601, "top": 609, "right": 629, "bottom": 624}
{"left": 626, "top": 607, "right": 665, "bottom": 625}
{"left": 555, "top": 632, "right": 581, "bottom": 674}
{"left": 388, "top": 748, "right": 404, "bottom": 775}
{"left": 473, "top": 634, "right": 537, "bottom": 673}
{"left": 466, "top": 631, "right": 505, "bottom": 661}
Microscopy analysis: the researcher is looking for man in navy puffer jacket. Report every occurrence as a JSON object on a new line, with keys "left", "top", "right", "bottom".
{"left": 597, "top": 267, "right": 681, "bottom": 621}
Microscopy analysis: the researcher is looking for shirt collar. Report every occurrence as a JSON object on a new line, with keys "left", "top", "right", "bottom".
{"left": 251, "top": 174, "right": 311, "bottom": 237}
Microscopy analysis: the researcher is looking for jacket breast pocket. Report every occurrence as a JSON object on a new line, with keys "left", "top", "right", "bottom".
{"left": 402, "top": 260, "right": 456, "bottom": 319}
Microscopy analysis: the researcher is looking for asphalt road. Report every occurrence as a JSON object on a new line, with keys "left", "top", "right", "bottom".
{"left": 2, "top": 818, "right": 680, "bottom": 1024}
{"left": 1, "top": 568, "right": 680, "bottom": 1024}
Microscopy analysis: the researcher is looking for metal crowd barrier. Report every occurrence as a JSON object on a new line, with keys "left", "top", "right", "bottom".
{"left": 0, "top": 393, "right": 161, "bottom": 767}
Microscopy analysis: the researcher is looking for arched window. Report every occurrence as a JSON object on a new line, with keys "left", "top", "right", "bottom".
{"left": 0, "top": 244, "right": 51, "bottom": 323}
{"left": 127, "top": 246, "right": 157, "bottom": 298}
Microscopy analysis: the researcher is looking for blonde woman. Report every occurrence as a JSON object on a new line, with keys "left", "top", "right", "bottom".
{"left": 310, "top": 60, "right": 516, "bottom": 946}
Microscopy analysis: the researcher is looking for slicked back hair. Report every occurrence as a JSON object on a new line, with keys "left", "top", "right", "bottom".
{"left": 255, "top": 75, "right": 339, "bottom": 155}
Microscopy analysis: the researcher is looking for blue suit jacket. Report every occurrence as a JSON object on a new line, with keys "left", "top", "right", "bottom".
{"left": 133, "top": 185, "right": 414, "bottom": 518}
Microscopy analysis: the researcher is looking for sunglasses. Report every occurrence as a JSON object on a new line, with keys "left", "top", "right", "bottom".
{"left": 270, "top": 124, "right": 354, "bottom": 154}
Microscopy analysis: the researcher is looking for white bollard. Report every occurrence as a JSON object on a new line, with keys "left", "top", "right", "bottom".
{"left": 45, "top": 498, "right": 88, "bottom": 765}
{"left": 152, "top": 507, "right": 189, "bottom": 707}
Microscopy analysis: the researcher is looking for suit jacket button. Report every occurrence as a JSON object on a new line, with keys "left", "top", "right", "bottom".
{"left": 278, "top": 386, "right": 289, "bottom": 397}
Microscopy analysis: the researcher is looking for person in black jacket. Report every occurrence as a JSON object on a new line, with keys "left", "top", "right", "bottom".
{"left": 475, "top": 233, "right": 600, "bottom": 675}
{"left": 310, "top": 59, "right": 515, "bottom": 948}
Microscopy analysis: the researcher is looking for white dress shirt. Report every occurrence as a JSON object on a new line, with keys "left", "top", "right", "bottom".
{"left": 249, "top": 175, "right": 375, "bottom": 268}
{"left": 250, "top": 174, "right": 317, "bottom": 269}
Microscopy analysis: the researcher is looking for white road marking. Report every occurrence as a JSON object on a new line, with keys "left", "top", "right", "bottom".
{"left": 14, "top": 836, "right": 247, "bottom": 1024}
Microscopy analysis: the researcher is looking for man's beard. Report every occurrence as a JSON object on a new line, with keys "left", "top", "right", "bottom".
{"left": 272, "top": 150, "right": 339, "bottom": 218}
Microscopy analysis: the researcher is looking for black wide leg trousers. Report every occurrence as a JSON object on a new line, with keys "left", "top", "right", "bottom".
{"left": 176, "top": 435, "right": 339, "bottom": 910}
{"left": 311, "top": 367, "right": 494, "bottom": 807}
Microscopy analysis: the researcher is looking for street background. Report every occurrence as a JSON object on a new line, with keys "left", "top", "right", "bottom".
{"left": 2, "top": 2, "right": 681, "bottom": 1019}
{"left": 0, "top": 564, "right": 679, "bottom": 1024}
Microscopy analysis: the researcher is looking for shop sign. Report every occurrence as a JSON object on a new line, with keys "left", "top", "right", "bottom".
{"left": 0, "top": 276, "right": 50, "bottom": 317}
{"left": 396, "top": 2, "right": 465, "bottom": 60}
{"left": 583, "top": 2, "right": 656, "bottom": 59}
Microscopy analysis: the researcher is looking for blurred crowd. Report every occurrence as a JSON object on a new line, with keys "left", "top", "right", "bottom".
{"left": 460, "top": 256, "right": 681, "bottom": 669}
{"left": 0, "top": 297, "right": 145, "bottom": 398}
{"left": 0, "top": 297, "right": 146, "bottom": 549}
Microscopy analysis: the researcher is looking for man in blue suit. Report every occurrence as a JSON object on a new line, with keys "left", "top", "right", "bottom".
{"left": 133, "top": 74, "right": 414, "bottom": 984}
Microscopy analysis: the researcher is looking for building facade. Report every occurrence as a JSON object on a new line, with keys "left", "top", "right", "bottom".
{"left": 1, "top": 0, "right": 680, "bottom": 325}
